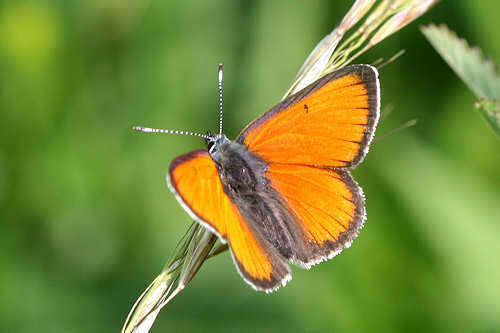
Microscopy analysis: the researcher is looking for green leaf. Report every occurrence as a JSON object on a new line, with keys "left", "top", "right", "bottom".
{"left": 421, "top": 24, "right": 500, "bottom": 137}
{"left": 474, "top": 98, "right": 500, "bottom": 135}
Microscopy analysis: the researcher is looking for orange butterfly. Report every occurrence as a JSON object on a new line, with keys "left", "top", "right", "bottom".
{"left": 134, "top": 64, "right": 380, "bottom": 292}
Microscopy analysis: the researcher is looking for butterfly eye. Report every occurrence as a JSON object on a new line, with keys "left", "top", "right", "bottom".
{"left": 207, "top": 140, "right": 215, "bottom": 152}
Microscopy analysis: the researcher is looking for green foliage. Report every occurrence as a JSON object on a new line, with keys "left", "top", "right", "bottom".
{"left": 422, "top": 24, "right": 500, "bottom": 136}
{"left": 475, "top": 99, "right": 500, "bottom": 133}
{"left": 1, "top": 1, "right": 500, "bottom": 333}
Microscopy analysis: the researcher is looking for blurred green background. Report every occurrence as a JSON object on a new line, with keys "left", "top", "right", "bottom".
{"left": 1, "top": 1, "right": 500, "bottom": 332}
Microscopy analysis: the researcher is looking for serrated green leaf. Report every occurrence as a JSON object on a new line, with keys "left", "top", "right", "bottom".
{"left": 474, "top": 98, "right": 500, "bottom": 136}
{"left": 421, "top": 24, "right": 500, "bottom": 137}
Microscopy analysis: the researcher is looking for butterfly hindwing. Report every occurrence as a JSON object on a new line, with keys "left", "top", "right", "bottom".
{"left": 266, "top": 163, "right": 365, "bottom": 267}
{"left": 168, "top": 150, "right": 291, "bottom": 291}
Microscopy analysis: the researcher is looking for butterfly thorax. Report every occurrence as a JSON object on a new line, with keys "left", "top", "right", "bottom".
{"left": 208, "top": 135, "right": 266, "bottom": 195}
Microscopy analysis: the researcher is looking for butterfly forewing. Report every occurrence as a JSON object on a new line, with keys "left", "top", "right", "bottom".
{"left": 237, "top": 65, "right": 379, "bottom": 168}
{"left": 168, "top": 150, "right": 291, "bottom": 291}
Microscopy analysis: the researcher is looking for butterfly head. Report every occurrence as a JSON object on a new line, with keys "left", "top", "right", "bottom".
{"left": 206, "top": 130, "right": 229, "bottom": 155}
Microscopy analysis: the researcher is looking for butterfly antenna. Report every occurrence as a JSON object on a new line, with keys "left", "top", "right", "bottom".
{"left": 132, "top": 126, "right": 211, "bottom": 140}
{"left": 218, "top": 63, "right": 224, "bottom": 135}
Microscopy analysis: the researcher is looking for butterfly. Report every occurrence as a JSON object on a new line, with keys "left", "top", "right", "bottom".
{"left": 134, "top": 64, "right": 380, "bottom": 292}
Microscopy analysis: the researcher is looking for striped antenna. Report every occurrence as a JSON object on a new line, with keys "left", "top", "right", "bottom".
{"left": 218, "top": 64, "right": 224, "bottom": 135}
{"left": 132, "top": 126, "right": 210, "bottom": 140}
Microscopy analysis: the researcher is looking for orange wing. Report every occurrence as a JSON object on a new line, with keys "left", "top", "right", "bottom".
{"left": 168, "top": 150, "right": 290, "bottom": 291}
{"left": 266, "top": 163, "right": 365, "bottom": 266}
{"left": 237, "top": 65, "right": 379, "bottom": 168}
